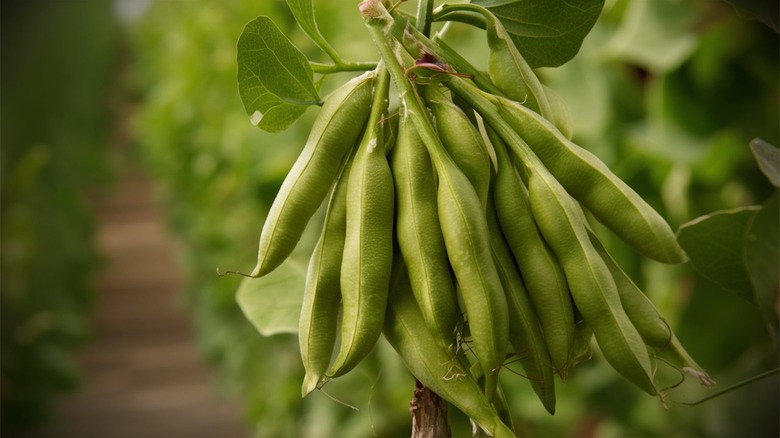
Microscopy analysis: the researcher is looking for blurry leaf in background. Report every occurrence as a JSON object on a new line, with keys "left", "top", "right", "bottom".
{"left": 236, "top": 260, "right": 306, "bottom": 336}
{"left": 750, "top": 139, "right": 780, "bottom": 187}
{"left": 721, "top": 0, "right": 780, "bottom": 32}
{"left": 677, "top": 206, "right": 760, "bottom": 303}
{"left": 605, "top": 0, "right": 699, "bottom": 73}
{"left": 237, "top": 16, "right": 319, "bottom": 132}
{"left": 744, "top": 194, "right": 780, "bottom": 345}
{"left": 472, "top": 0, "right": 605, "bottom": 68}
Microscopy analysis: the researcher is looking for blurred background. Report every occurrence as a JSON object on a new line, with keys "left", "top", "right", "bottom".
{"left": 1, "top": 0, "right": 777, "bottom": 437}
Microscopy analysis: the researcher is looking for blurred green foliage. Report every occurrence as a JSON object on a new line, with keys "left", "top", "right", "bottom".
{"left": 128, "top": 0, "right": 778, "bottom": 436}
{"left": 1, "top": 0, "right": 118, "bottom": 429}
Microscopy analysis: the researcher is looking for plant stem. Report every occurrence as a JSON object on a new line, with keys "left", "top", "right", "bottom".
{"left": 384, "top": 14, "right": 501, "bottom": 95}
{"left": 683, "top": 367, "right": 780, "bottom": 406}
{"left": 361, "top": 1, "right": 449, "bottom": 168}
{"left": 432, "top": 8, "right": 487, "bottom": 29}
{"left": 310, "top": 61, "right": 379, "bottom": 74}
{"left": 415, "top": 0, "right": 435, "bottom": 37}
{"left": 411, "top": 380, "right": 451, "bottom": 438}
{"left": 367, "top": 62, "right": 391, "bottom": 130}
{"left": 445, "top": 76, "right": 544, "bottom": 175}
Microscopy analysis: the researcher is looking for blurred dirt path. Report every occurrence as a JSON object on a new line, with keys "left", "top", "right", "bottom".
{"left": 36, "top": 166, "right": 248, "bottom": 438}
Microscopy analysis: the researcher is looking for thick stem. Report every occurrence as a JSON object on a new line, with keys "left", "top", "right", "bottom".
{"left": 384, "top": 15, "right": 501, "bottom": 95}
{"left": 360, "top": 0, "right": 450, "bottom": 170}
{"left": 411, "top": 380, "right": 451, "bottom": 438}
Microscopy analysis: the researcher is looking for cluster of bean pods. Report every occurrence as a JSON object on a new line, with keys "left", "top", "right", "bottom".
{"left": 247, "top": 0, "right": 714, "bottom": 434}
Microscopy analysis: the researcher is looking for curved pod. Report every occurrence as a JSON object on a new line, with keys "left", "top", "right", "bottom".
{"left": 299, "top": 150, "right": 354, "bottom": 397}
{"left": 391, "top": 114, "right": 459, "bottom": 345}
{"left": 490, "top": 131, "right": 575, "bottom": 378}
{"left": 251, "top": 72, "right": 375, "bottom": 277}
{"left": 327, "top": 111, "right": 395, "bottom": 378}
{"left": 494, "top": 95, "right": 686, "bottom": 264}
{"left": 383, "top": 259, "right": 515, "bottom": 438}
{"left": 526, "top": 167, "right": 657, "bottom": 396}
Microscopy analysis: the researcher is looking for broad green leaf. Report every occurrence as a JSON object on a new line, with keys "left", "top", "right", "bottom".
{"left": 244, "top": 83, "right": 310, "bottom": 133}
{"left": 285, "top": 0, "right": 337, "bottom": 58}
{"left": 236, "top": 259, "right": 306, "bottom": 336}
{"left": 721, "top": 0, "right": 779, "bottom": 33}
{"left": 744, "top": 194, "right": 780, "bottom": 345}
{"left": 237, "top": 16, "right": 319, "bottom": 132}
{"left": 678, "top": 206, "right": 760, "bottom": 303}
{"left": 605, "top": 0, "right": 698, "bottom": 73}
{"left": 750, "top": 138, "right": 780, "bottom": 187}
{"left": 471, "top": 0, "right": 604, "bottom": 68}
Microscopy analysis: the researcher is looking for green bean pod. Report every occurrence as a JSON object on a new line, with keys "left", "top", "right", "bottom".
{"left": 382, "top": 257, "right": 516, "bottom": 438}
{"left": 442, "top": 77, "right": 657, "bottom": 393}
{"left": 327, "top": 67, "right": 394, "bottom": 378}
{"left": 299, "top": 148, "right": 355, "bottom": 397}
{"left": 543, "top": 84, "right": 573, "bottom": 140}
{"left": 445, "top": 77, "right": 685, "bottom": 264}
{"left": 434, "top": 145, "right": 509, "bottom": 401}
{"left": 488, "top": 128, "right": 575, "bottom": 379}
{"left": 361, "top": 6, "right": 507, "bottom": 400}
{"left": 251, "top": 72, "right": 376, "bottom": 277}
{"left": 589, "top": 232, "right": 673, "bottom": 349}
{"left": 525, "top": 165, "right": 657, "bottom": 395}
{"left": 391, "top": 111, "right": 459, "bottom": 346}
{"left": 570, "top": 319, "right": 594, "bottom": 366}
{"left": 494, "top": 94, "right": 686, "bottom": 264}
{"left": 492, "top": 384, "right": 515, "bottom": 433}
{"left": 587, "top": 228, "right": 714, "bottom": 386}
{"left": 486, "top": 195, "right": 556, "bottom": 414}
{"left": 484, "top": 18, "right": 551, "bottom": 120}
{"left": 425, "top": 85, "right": 492, "bottom": 208}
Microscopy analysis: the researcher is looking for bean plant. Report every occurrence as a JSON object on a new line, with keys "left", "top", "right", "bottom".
{"left": 126, "top": 0, "right": 779, "bottom": 435}
{"left": 231, "top": 0, "right": 778, "bottom": 435}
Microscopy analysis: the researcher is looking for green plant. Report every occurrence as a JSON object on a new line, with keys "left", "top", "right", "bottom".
{"left": 130, "top": 0, "right": 778, "bottom": 435}
{"left": 229, "top": 0, "right": 773, "bottom": 435}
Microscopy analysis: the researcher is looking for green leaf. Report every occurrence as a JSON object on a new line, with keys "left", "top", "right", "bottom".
{"left": 678, "top": 206, "right": 761, "bottom": 303}
{"left": 470, "top": 0, "right": 605, "bottom": 68}
{"left": 721, "top": 0, "right": 779, "bottom": 33}
{"left": 237, "top": 16, "right": 319, "bottom": 132}
{"left": 744, "top": 194, "right": 780, "bottom": 344}
{"left": 246, "top": 87, "right": 310, "bottom": 133}
{"left": 750, "top": 138, "right": 780, "bottom": 187}
{"left": 604, "top": 0, "right": 698, "bottom": 73}
{"left": 236, "top": 259, "right": 306, "bottom": 336}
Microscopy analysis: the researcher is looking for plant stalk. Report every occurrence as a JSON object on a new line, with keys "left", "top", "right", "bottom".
{"left": 411, "top": 380, "right": 451, "bottom": 438}
{"left": 310, "top": 61, "right": 379, "bottom": 74}
{"left": 415, "top": 0, "right": 435, "bottom": 37}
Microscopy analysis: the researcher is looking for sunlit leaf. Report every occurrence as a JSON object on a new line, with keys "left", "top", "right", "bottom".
{"left": 750, "top": 138, "right": 780, "bottom": 187}
{"left": 236, "top": 260, "right": 306, "bottom": 336}
{"left": 471, "top": 0, "right": 604, "bottom": 68}
{"left": 744, "top": 194, "right": 780, "bottom": 344}
{"left": 237, "top": 16, "right": 319, "bottom": 132}
{"left": 678, "top": 206, "right": 761, "bottom": 303}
